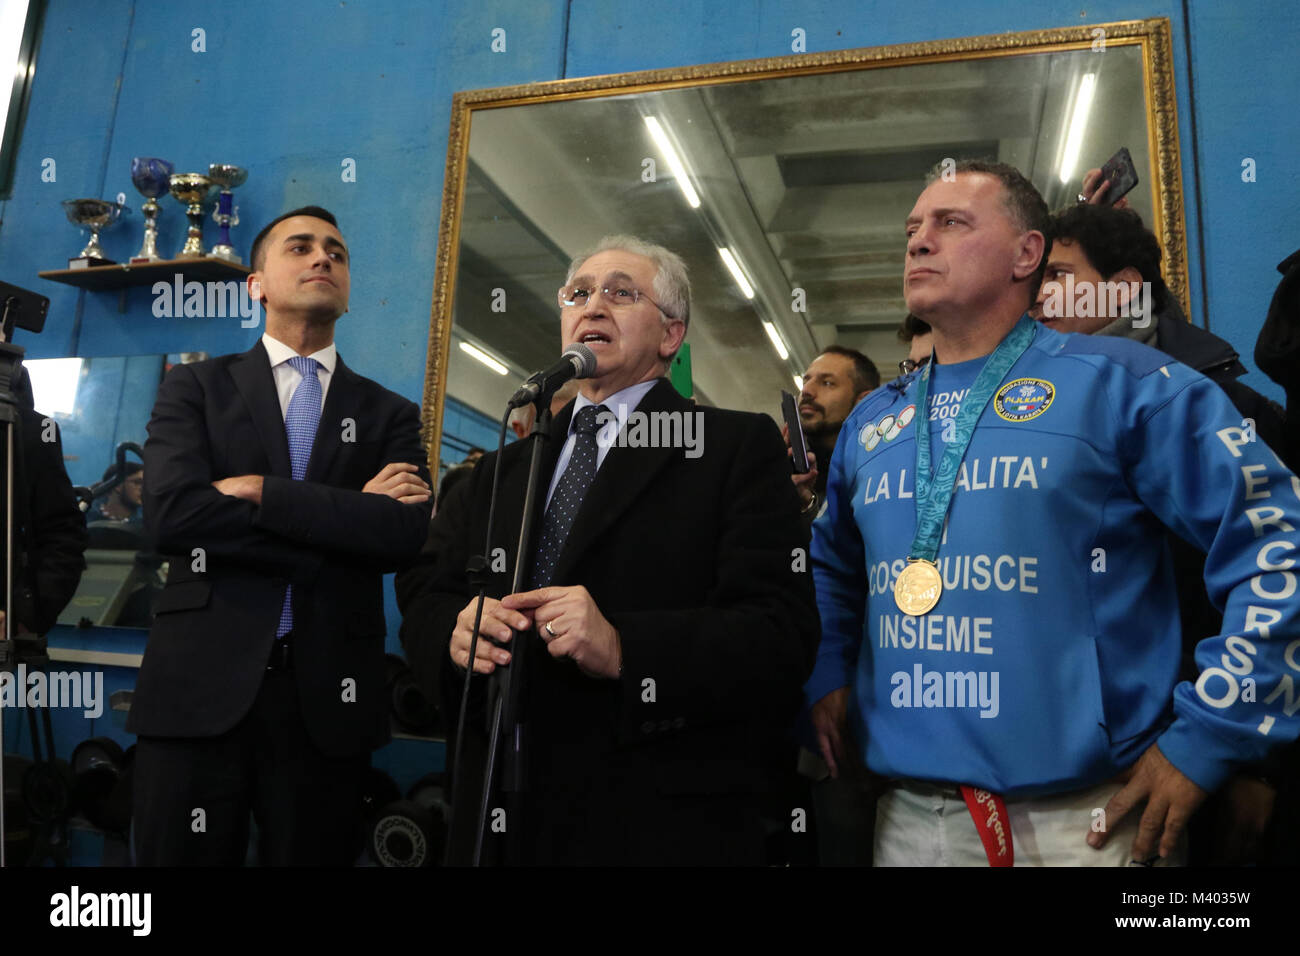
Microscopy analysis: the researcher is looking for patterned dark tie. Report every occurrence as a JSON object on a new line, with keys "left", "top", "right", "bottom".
{"left": 277, "top": 355, "right": 322, "bottom": 636}
{"left": 530, "top": 404, "right": 608, "bottom": 588}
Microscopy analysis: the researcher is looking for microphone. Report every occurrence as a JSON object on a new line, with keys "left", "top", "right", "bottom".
{"left": 506, "top": 343, "right": 597, "bottom": 409}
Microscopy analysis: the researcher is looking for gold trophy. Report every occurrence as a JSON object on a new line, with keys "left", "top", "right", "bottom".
{"left": 168, "top": 173, "right": 216, "bottom": 257}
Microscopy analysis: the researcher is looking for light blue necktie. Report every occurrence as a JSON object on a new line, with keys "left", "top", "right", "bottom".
{"left": 277, "top": 355, "right": 322, "bottom": 637}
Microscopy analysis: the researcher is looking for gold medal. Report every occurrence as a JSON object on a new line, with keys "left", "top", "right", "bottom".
{"left": 894, "top": 559, "right": 942, "bottom": 615}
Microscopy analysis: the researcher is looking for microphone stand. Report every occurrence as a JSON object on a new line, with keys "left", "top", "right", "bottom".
{"left": 447, "top": 397, "right": 553, "bottom": 866}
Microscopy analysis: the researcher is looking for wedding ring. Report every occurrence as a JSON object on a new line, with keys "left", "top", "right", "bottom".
{"left": 544, "top": 621, "right": 557, "bottom": 638}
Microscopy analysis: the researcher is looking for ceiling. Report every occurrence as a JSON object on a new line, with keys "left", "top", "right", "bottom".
{"left": 450, "top": 44, "right": 1150, "bottom": 424}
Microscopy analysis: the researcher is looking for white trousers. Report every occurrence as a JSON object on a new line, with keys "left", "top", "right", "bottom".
{"left": 873, "top": 779, "right": 1187, "bottom": 867}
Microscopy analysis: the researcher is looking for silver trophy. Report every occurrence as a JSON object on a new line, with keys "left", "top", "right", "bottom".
{"left": 130, "top": 157, "right": 174, "bottom": 263}
{"left": 168, "top": 173, "right": 215, "bottom": 257}
{"left": 207, "top": 164, "right": 248, "bottom": 263}
{"left": 62, "top": 197, "right": 130, "bottom": 268}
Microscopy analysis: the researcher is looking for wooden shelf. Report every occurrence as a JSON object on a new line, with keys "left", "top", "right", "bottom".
{"left": 38, "top": 256, "right": 250, "bottom": 291}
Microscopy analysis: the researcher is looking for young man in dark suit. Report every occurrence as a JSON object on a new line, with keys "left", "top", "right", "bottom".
{"left": 129, "top": 206, "right": 433, "bottom": 865}
{"left": 397, "top": 235, "right": 819, "bottom": 865}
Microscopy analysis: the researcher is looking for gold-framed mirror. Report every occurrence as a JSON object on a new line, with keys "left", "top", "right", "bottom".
{"left": 422, "top": 17, "right": 1186, "bottom": 477}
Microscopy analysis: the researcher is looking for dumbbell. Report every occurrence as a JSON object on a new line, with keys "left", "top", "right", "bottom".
{"left": 22, "top": 758, "right": 76, "bottom": 824}
{"left": 367, "top": 772, "right": 450, "bottom": 867}
{"left": 97, "top": 743, "right": 136, "bottom": 837}
{"left": 69, "top": 737, "right": 128, "bottom": 834}
{"left": 385, "top": 653, "right": 439, "bottom": 735}
{"left": 391, "top": 668, "right": 439, "bottom": 735}
{"left": 358, "top": 766, "right": 401, "bottom": 820}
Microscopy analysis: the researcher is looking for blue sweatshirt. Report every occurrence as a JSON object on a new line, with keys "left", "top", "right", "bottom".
{"left": 808, "top": 318, "right": 1300, "bottom": 797}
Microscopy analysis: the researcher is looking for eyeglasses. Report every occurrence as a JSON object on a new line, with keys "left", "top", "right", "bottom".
{"left": 557, "top": 282, "right": 675, "bottom": 318}
{"left": 899, "top": 356, "right": 931, "bottom": 375}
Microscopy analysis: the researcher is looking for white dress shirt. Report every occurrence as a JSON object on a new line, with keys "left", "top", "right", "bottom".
{"left": 543, "top": 378, "right": 658, "bottom": 510}
{"left": 262, "top": 333, "right": 337, "bottom": 420}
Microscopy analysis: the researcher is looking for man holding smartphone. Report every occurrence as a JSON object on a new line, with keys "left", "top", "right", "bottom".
{"left": 789, "top": 346, "right": 879, "bottom": 522}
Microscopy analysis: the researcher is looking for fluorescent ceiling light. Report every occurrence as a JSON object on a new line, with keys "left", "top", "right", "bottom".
{"left": 644, "top": 116, "right": 701, "bottom": 208}
{"left": 24, "top": 357, "right": 82, "bottom": 416}
{"left": 718, "top": 247, "right": 755, "bottom": 299}
{"left": 459, "top": 341, "right": 508, "bottom": 375}
{"left": 793, "top": 374, "right": 804, "bottom": 392}
{"left": 763, "top": 321, "right": 790, "bottom": 361}
{"left": 1058, "top": 72, "right": 1097, "bottom": 184}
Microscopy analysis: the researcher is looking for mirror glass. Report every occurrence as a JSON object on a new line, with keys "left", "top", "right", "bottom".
{"left": 439, "top": 43, "right": 1152, "bottom": 474}
{"left": 26, "top": 352, "right": 208, "bottom": 628}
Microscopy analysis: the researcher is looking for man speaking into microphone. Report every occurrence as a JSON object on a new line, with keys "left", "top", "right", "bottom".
{"left": 397, "top": 235, "right": 818, "bottom": 865}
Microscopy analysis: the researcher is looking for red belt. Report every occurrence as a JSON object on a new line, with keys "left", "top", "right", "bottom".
{"left": 960, "top": 786, "right": 1013, "bottom": 866}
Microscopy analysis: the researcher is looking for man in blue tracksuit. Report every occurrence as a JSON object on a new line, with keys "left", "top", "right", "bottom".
{"left": 808, "top": 160, "right": 1300, "bottom": 865}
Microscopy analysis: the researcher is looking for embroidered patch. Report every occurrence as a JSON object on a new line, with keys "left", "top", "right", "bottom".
{"left": 993, "top": 378, "right": 1054, "bottom": 422}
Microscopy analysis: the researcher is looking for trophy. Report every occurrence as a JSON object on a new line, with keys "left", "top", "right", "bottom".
{"left": 129, "top": 157, "right": 174, "bottom": 263}
{"left": 168, "top": 172, "right": 215, "bottom": 257}
{"left": 62, "top": 197, "right": 130, "bottom": 269}
{"left": 207, "top": 164, "right": 248, "bottom": 263}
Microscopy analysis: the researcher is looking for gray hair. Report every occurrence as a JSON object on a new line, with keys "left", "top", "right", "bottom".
{"left": 565, "top": 235, "right": 692, "bottom": 333}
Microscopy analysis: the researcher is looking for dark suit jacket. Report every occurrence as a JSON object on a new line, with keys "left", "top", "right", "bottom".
{"left": 0, "top": 369, "right": 88, "bottom": 633}
{"left": 396, "top": 378, "right": 819, "bottom": 864}
{"left": 127, "top": 341, "right": 432, "bottom": 758}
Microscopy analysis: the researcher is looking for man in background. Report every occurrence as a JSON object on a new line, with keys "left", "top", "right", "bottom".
{"left": 0, "top": 365, "right": 87, "bottom": 638}
{"left": 790, "top": 346, "right": 879, "bottom": 522}
{"left": 786, "top": 345, "right": 878, "bottom": 864}
{"left": 89, "top": 462, "right": 144, "bottom": 526}
{"left": 1035, "top": 199, "right": 1296, "bottom": 866}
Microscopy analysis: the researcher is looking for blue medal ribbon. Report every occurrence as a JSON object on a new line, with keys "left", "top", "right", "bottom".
{"left": 910, "top": 314, "right": 1037, "bottom": 563}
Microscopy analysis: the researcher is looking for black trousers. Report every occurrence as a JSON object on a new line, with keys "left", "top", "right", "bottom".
{"left": 132, "top": 668, "right": 368, "bottom": 866}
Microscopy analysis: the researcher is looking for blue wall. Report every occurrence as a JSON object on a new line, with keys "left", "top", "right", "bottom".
{"left": 4, "top": 1, "right": 1293, "bottom": 399}
{"left": 0, "top": 0, "right": 1294, "bottom": 687}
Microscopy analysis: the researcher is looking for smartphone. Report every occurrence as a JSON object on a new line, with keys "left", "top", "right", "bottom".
{"left": 1097, "top": 146, "right": 1139, "bottom": 205}
{"left": 781, "top": 390, "right": 811, "bottom": 474}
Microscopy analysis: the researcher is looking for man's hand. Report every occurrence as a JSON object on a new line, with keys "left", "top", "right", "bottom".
{"left": 448, "top": 596, "right": 529, "bottom": 674}
{"left": 364, "top": 462, "right": 431, "bottom": 504}
{"left": 502, "top": 585, "right": 622, "bottom": 679}
{"left": 811, "top": 686, "right": 850, "bottom": 778}
{"left": 1081, "top": 167, "right": 1131, "bottom": 210}
{"left": 781, "top": 423, "right": 819, "bottom": 510}
{"left": 212, "top": 474, "right": 264, "bottom": 504}
{"left": 1088, "top": 742, "right": 1208, "bottom": 860}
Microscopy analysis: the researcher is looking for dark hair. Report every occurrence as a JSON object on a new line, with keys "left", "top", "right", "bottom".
{"left": 819, "top": 345, "right": 880, "bottom": 394}
{"left": 1046, "top": 203, "right": 1171, "bottom": 313}
{"left": 897, "top": 313, "right": 932, "bottom": 342}
{"left": 437, "top": 463, "right": 474, "bottom": 505}
{"left": 250, "top": 206, "right": 339, "bottom": 271}
{"left": 926, "top": 159, "right": 1050, "bottom": 303}
{"left": 102, "top": 461, "right": 143, "bottom": 482}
